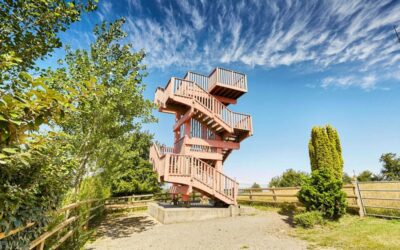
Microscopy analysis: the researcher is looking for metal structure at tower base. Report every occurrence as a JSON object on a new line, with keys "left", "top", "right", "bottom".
{"left": 150, "top": 67, "right": 253, "bottom": 205}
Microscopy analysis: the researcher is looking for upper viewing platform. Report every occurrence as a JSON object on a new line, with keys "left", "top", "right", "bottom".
{"left": 154, "top": 67, "right": 252, "bottom": 138}
{"left": 184, "top": 67, "right": 247, "bottom": 105}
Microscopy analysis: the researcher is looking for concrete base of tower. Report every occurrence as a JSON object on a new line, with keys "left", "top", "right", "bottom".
{"left": 147, "top": 202, "right": 256, "bottom": 224}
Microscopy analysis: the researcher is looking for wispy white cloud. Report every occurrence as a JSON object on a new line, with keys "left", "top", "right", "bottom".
{"left": 97, "top": 1, "right": 113, "bottom": 21}
{"left": 109, "top": 0, "right": 400, "bottom": 89}
{"left": 321, "top": 75, "right": 378, "bottom": 90}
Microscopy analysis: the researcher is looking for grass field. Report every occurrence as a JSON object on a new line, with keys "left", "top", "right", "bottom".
{"left": 293, "top": 215, "right": 400, "bottom": 249}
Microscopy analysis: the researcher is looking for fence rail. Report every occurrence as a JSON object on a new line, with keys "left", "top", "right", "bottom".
{"left": 238, "top": 181, "right": 400, "bottom": 219}
{"left": 357, "top": 181, "right": 400, "bottom": 219}
{"left": 2, "top": 182, "right": 399, "bottom": 246}
{"left": 0, "top": 194, "right": 161, "bottom": 249}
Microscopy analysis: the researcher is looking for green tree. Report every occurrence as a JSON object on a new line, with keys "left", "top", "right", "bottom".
{"left": 380, "top": 153, "right": 400, "bottom": 180}
{"left": 309, "top": 125, "right": 343, "bottom": 179}
{"left": 357, "top": 170, "right": 376, "bottom": 182}
{"left": 269, "top": 169, "right": 309, "bottom": 187}
{"left": 0, "top": 0, "right": 97, "bottom": 73}
{"left": 342, "top": 172, "right": 353, "bottom": 184}
{"left": 298, "top": 168, "right": 347, "bottom": 219}
{"left": 299, "top": 125, "right": 347, "bottom": 220}
{"left": 43, "top": 18, "right": 156, "bottom": 198}
{"left": 0, "top": 1, "right": 96, "bottom": 248}
{"left": 108, "top": 132, "right": 161, "bottom": 196}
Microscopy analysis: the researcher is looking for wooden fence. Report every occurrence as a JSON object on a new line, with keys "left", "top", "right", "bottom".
{"left": 105, "top": 194, "right": 155, "bottom": 211}
{"left": 356, "top": 181, "right": 400, "bottom": 219}
{"left": 238, "top": 181, "right": 400, "bottom": 219}
{"left": 0, "top": 194, "right": 157, "bottom": 249}
{"left": 2, "top": 182, "right": 399, "bottom": 247}
{"left": 0, "top": 198, "right": 106, "bottom": 249}
{"left": 238, "top": 184, "right": 358, "bottom": 206}
{"left": 0, "top": 192, "right": 204, "bottom": 248}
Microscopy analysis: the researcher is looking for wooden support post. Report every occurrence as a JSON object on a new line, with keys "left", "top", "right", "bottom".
{"left": 271, "top": 187, "right": 277, "bottom": 202}
{"left": 353, "top": 180, "right": 365, "bottom": 217}
{"left": 36, "top": 241, "right": 45, "bottom": 250}
{"left": 85, "top": 202, "right": 91, "bottom": 230}
{"left": 249, "top": 190, "right": 253, "bottom": 201}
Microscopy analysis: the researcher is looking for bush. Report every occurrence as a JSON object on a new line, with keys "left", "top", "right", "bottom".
{"left": 293, "top": 211, "right": 325, "bottom": 228}
{"left": 298, "top": 168, "right": 347, "bottom": 219}
{"left": 269, "top": 169, "right": 309, "bottom": 187}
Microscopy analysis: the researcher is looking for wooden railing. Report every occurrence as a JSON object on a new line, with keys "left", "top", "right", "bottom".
{"left": 0, "top": 199, "right": 106, "bottom": 249}
{"left": 190, "top": 144, "right": 217, "bottom": 153}
{"left": 151, "top": 144, "right": 238, "bottom": 202}
{"left": 159, "top": 145, "right": 174, "bottom": 155}
{"left": 105, "top": 194, "right": 155, "bottom": 211}
{"left": 209, "top": 67, "right": 247, "bottom": 91}
{"left": 173, "top": 136, "right": 218, "bottom": 154}
{"left": 172, "top": 78, "right": 252, "bottom": 131}
{"left": 167, "top": 154, "right": 238, "bottom": 200}
{"left": 184, "top": 71, "right": 209, "bottom": 91}
{"left": 0, "top": 194, "right": 167, "bottom": 248}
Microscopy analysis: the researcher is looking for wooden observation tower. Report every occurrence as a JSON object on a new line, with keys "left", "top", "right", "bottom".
{"left": 149, "top": 68, "right": 253, "bottom": 205}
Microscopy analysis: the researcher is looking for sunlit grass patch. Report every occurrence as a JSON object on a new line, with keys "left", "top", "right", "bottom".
{"left": 293, "top": 215, "right": 400, "bottom": 249}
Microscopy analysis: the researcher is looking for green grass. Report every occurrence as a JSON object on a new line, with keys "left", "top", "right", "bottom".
{"left": 293, "top": 215, "right": 400, "bottom": 249}
{"left": 244, "top": 204, "right": 280, "bottom": 212}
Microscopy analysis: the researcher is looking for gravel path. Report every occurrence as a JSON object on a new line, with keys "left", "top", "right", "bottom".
{"left": 85, "top": 210, "right": 307, "bottom": 250}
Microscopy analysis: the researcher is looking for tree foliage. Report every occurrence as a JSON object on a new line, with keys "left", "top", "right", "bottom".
{"left": 357, "top": 170, "right": 381, "bottom": 182}
{"left": 380, "top": 153, "right": 400, "bottom": 180}
{"left": 0, "top": 0, "right": 97, "bottom": 73}
{"left": 0, "top": 1, "right": 97, "bottom": 248}
{"left": 269, "top": 169, "right": 309, "bottom": 187}
{"left": 250, "top": 182, "right": 261, "bottom": 192}
{"left": 0, "top": 2, "right": 158, "bottom": 247}
{"left": 251, "top": 182, "right": 261, "bottom": 189}
{"left": 43, "top": 18, "right": 156, "bottom": 197}
{"left": 298, "top": 168, "right": 347, "bottom": 219}
{"left": 342, "top": 172, "right": 353, "bottom": 184}
{"left": 299, "top": 125, "right": 347, "bottom": 220}
{"left": 309, "top": 125, "right": 343, "bottom": 179}
{"left": 108, "top": 132, "right": 161, "bottom": 196}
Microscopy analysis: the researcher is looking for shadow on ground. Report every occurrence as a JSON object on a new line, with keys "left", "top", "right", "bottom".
{"left": 93, "top": 215, "right": 157, "bottom": 240}
{"left": 277, "top": 210, "right": 296, "bottom": 227}
{"left": 281, "top": 214, "right": 295, "bottom": 227}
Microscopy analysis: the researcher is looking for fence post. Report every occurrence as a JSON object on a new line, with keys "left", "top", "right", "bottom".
{"left": 35, "top": 241, "right": 45, "bottom": 250}
{"left": 85, "top": 201, "right": 91, "bottom": 230}
{"left": 271, "top": 187, "right": 277, "bottom": 202}
{"left": 249, "top": 190, "right": 253, "bottom": 201}
{"left": 353, "top": 180, "right": 365, "bottom": 217}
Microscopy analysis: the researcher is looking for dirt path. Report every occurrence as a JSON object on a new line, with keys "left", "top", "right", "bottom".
{"left": 85, "top": 210, "right": 307, "bottom": 250}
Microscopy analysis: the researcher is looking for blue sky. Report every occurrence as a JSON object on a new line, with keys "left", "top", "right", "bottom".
{"left": 42, "top": 0, "right": 400, "bottom": 186}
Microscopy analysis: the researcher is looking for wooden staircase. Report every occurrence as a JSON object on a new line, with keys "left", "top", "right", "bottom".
{"left": 151, "top": 68, "right": 252, "bottom": 205}
{"left": 155, "top": 77, "right": 252, "bottom": 140}
{"left": 150, "top": 144, "right": 238, "bottom": 205}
